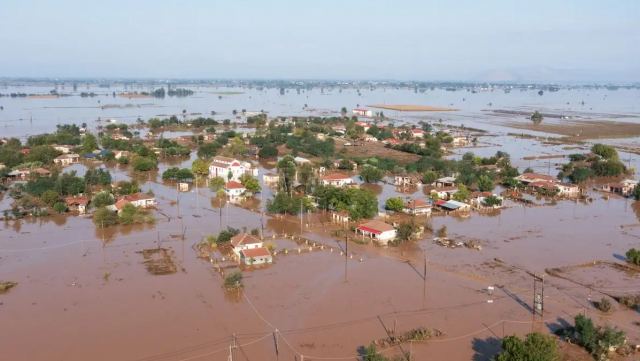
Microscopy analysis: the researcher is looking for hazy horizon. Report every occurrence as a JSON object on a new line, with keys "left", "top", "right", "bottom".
{"left": 1, "top": 0, "right": 638, "bottom": 82}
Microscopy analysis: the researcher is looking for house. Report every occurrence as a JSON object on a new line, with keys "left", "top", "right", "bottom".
{"left": 321, "top": 172, "right": 353, "bottom": 187}
{"left": 332, "top": 126, "right": 347, "bottom": 135}
{"left": 394, "top": 175, "right": 420, "bottom": 187}
{"left": 177, "top": 182, "right": 190, "bottom": 192}
{"left": 434, "top": 176, "right": 456, "bottom": 188}
{"left": 451, "top": 136, "right": 469, "bottom": 147}
{"left": 356, "top": 220, "right": 397, "bottom": 245}
{"left": 382, "top": 138, "right": 401, "bottom": 146}
{"left": 556, "top": 183, "right": 580, "bottom": 197}
{"left": 64, "top": 196, "right": 89, "bottom": 214}
{"left": 430, "top": 186, "right": 458, "bottom": 200}
{"left": 294, "top": 156, "right": 311, "bottom": 165}
{"left": 53, "top": 153, "right": 80, "bottom": 166}
{"left": 527, "top": 181, "right": 558, "bottom": 195}
{"left": 516, "top": 173, "right": 558, "bottom": 185}
{"left": 224, "top": 181, "right": 246, "bottom": 197}
{"left": 435, "top": 200, "right": 471, "bottom": 212}
{"left": 352, "top": 108, "right": 374, "bottom": 117}
{"left": 320, "top": 172, "right": 353, "bottom": 187}
{"left": 364, "top": 134, "right": 378, "bottom": 142}
{"left": 208, "top": 156, "right": 258, "bottom": 181}
{"left": 111, "top": 133, "right": 130, "bottom": 141}
{"left": 9, "top": 168, "right": 51, "bottom": 180}
{"left": 114, "top": 150, "right": 130, "bottom": 160}
{"left": 403, "top": 199, "right": 432, "bottom": 215}
{"left": 410, "top": 129, "right": 426, "bottom": 139}
{"left": 470, "top": 192, "right": 502, "bottom": 209}
{"left": 263, "top": 173, "right": 280, "bottom": 184}
{"left": 113, "top": 193, "right": 156, "bottom": 213}
{"left": 239, "top": 247, "right": 273, "bottom": 266}
{"left": 230, "top": 233, "right": 264, "bottom": 255}
{"left": 53, "top": 145, "right": 73, "bottom": 154}
{"left": 354, "top": 121, "right": 371, "bottom": 132}
{"left": 602, "top": 179, "right": 638, "bottom": 197}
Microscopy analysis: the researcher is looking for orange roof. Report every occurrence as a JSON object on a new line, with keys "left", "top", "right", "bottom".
{"left": 405, "top": 199, "right": 430, "bottom": 209}
{"left": 230, "top": 233, "right": 262, "bottom": 247}
{"left": 321, "top": 172, "right": 351, "bottom": 181}
{"left": 114, "top": 198, "right": 129, "bottom": 210}
{"left": 529, "top": 181, "right": 556, "bottom": 189}
{"left": 357, "top": 220, "right": 395, "bottom": 234}
{"left": 225, "top": 181, "right": 245, "bottom": 189}
{"left": 520, "top": 173, "right": 557, "bottom": 182}
{"left": 65, "top": 196, "right": 89, "bottom": 206}
{"left": 240, "top": 247, "right": 272, "bottom": 259}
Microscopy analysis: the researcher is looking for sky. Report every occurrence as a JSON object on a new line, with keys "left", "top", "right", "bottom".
{"left": 0, "top": 0, "right": 638, "bottom": 82}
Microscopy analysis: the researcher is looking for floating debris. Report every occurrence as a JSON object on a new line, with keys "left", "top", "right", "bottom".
{"left": 0, "top": 281, "right": 18, "bottom": 294}
{"left": 138, "top": 248, "right": 177, "bottom": 275}
{"left": 373, "top": 327, "right": 443, "bottom": 348}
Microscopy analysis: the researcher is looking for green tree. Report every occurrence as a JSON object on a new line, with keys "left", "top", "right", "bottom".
{"left": 530, "top": 111, "right": 544, "bottom": 125}
{"left": 209, "top": 176, "right": 226, "bottom": 192}
{"left": 93, "top": 207, "right": 118, "bottom": 228}
{"left": 53, "top": 202, "right": 67, "bottom": 214}
{"left": 568, "top": 167, "right": 592, "bottom": 183}
{"left": 132, "top": 156, "right": 157, "bottom": 171}
{"left": 258, "top": 144, "right": 278, "bottom": 159}
{"left": 452, "top": 184, "right": 471, "bottom": 202}
{"left": 277, "top": 155, "right": 297, "bottom": 195}
{"left": 361, "top": 343, "right": 388, "bottom": 361}
{"left": 626, "top": 248, "right": 640, "bottom": 266}
{"left": 92, "top": 191, "right": 115, "bottom": 208}
{"left": 191, "top": 159, "right": 210, "bottom": 179}
{"left": 26, "top": 145, "right": 61, "bottom": 165}
{"left": 495, "top": 333, "right": 559, "bottom": 361}
{"left": 385, "top": 197, "right": 404, "bottom": 212}
{"left": 118, "top": 203, "right": 138, "bottom": 225}
{"left": 476, "top": 175, "right": 494, "bottom": 192}
{"left": 224, "top": 272, "right": 243, "bottom": 289}
{"left": 360, "top": 165, "right": 383, "bottom": 183}
{"left": 422, "top": 170, "right": 438, "bottom": 185}
{"left": 240, "top": 174, "right": 261, "bottom": 193}
{"left": 81, "top": 133, "right": 98, "bottom": 153}
{"left": 591, "top": 144, "right": 618, "bottom": 160}
{"left": 41, "top": 190, "right": 60, "bottom": 207}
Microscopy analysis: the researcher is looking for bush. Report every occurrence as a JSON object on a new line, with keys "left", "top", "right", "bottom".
{"left": 359, "top": 165, "right": 383, "bottom": 183}
{"left": 574, "top": 314, "right": 625, "bottom": 359}
{"left": 626, "top": 248, "right": 640, "bottom": 266}
{"left": 224, "top": 272, "right": 243, "bottom": 289}
{"left": 132, "top": 156, "right": 157, "bottom": 171}
{"left": 495, "top": 333, "right": 559, "bottom": 361}
{"left": 591, "top": 144, "right": 618, "bottom": 160}
{"left": 93, "top": 207, "right": 118, "bottom": 228}
{"left": 53, "top": 202, "right": 67, "bottom": 214}
{"left": 594, "top": 297, "right": 613, "bottom": 313}
{"left": 384, "top": 197, "right": 404, "bottom": 212}
{"left": 258, "top": 144, "right": 278, "bottom": 159}
{"left": 217, "top": 227, "right": 240, "bottom": 243}
{"left": 41, "top": 190, "right": 60, "bottom": 207}
{"left": 92, "top": 191, "right": 115, "bottom": 208}
{"left": 482, "top": 195, "right": 502, "bottom": 207}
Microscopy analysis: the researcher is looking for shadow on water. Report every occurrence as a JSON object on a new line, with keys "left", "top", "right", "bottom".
{"left": 546, "top": 317, "right": 572, "bottom": 334}
{"left": 613, "top": 253, "right": 627, "bottom": 262}
{"left": 471, "top": 336, "right": 501, "bottom": 361}
{"left": 498, "top": 286, "right": 533, "bottom": 313}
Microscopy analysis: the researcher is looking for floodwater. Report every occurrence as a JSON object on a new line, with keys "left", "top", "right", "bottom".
{"left": 1, "top": 84, "right": 640, "bottom": 360}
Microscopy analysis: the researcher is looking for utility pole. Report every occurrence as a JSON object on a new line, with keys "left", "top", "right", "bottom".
{"left": 532, "top": 273, "right": 544, "bottom": 331}
{"left": 273, "top": 329, "right": 279, "bottom": 359}
{"left": 344, "top": 220, "right": 348, "bottom": 282}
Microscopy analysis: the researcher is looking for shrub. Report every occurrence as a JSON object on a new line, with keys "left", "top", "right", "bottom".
{"left": 53, "top": 202, "right": 67, "bottom": 214}
{"left": 495, "top": 333, "right": 559, "bottom": 361}
{"left": 594, "top": 297, "right": 613, "bottom": 313}
{"left": 359, "top": 165, "right": 383, "bottom": 183}
{"left": 384, "top": 197, "right": 404, "bottom": 212}
{"left": 626, "top": 248, "right": 640, "bottom": 266}
{"left": 93, "top": 207, "right": 118, "bottom": 228}
{"left": 132, "top": 156, "right": 157, "bottom": 171}
{"left": 436, "top": 225, "right": 447, "bottom": 238}
{"left": 224, "top": 272, "right": 243, "bottom": 289}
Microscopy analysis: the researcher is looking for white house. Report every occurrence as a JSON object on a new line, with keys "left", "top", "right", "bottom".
{"left": 403, "top": 199, "right": 432, "bottom": 215}
{"left": 230, "top": 233, "right": 263, "bottom": 256}
{"left": 224, "top": 181, "right": 246, "bottom": 197}
{"left": 113, "top": 193, "right": 156, "bottom": 213}
{"left": 321, "top": 172, "right": 354, "bottom": 187}
{"left": 240, "top": 247, "right": 273, "bottom": 265}
{"left": 430, "top": 186, "right": 458, "bottom": 200}
{"left": 354, "top": 121, "right": 371, "bottom": 132}
{"left": 516, "top": 173, "right": 558, "bottom": 185}
{"left": 434, "top": 176, "right": 456, "bottom": 188}
{"left": 53, "top": 145, "right": 73, "bottom": 154}
{"left": 602, "top": 179, "right": 637, "bottom": 197}
{"left": 356, "top": 220, "right": 397, "bottom": 245}
{"left": 114, "top": 150, "right": 130, "bottom": 160}
{"left": 208, "top": 156, "right": 258, "bottom": 181}
{"left": 353, "top": 108, "right": 374, "bottom": 117}
{"left": 556, "top": 183, "right": 580, "bottom": 197}
{"left": 263, "top": 173, "right": 280, "bottom": 184}
{"left": 53, "top": 153, "right": 80, "bottom": 166}
{"left": 410, "top": 129, "right": 426, "bottom": 139}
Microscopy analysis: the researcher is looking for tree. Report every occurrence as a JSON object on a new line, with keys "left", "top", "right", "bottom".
{"left": 132, "top": 156, "right": 157, "bottom": 171}
{"left": 224, "top": 272, "right": 243, "bottom": 289}
{"left": 633, "top": 185, "right": 640, "bottom": 201}
{"left": 361, "top": 343, "right": 389, "bottom": 361}
{"left": 277, "top": 155, "right": 297, "bottom": 195}
{"left": 258, "top": 144, "right": 278, "bottom": 159}
{"left": 626, "top": 248, "right": 640, "bottom": 266}
{"left": 482, "top": 195, "right": 502, "bottom": 207}
{"left": 240, "top": 175, "right": 261, "bottom": 193}
{"left": 84, "top": 168, "right": 112, "bottom": 186}
{"left": 396, "top": 223, "right": 417, "bottom": 242}
{"left": 53, "top": 202, "right": 67, "bottom": 213}
{"left": 385, "top": 197, "right": 404, "bottom": 212}
{"left": 452, "top": 184, "right": 470, "bottom": 202}
{"left": 568, "top": 167, "right": 592, "bottom": 183}
{"left": 41, "top": 190, "right": 60, "bottom": 207}
{"left": 209, "top": 176, "right": 226, "bottom": 192}
{"left": 360, "top": 165, "right": 383, "bottom": 183}
{"left": 422, "top": 171, "right": 438, "bottom": 185}
{"left": 197, "top": 142, "right": 221, "bottom": 158}
{"left": 530, "top": 111, "right": 544, "bottom": 125}
{"left": 476, "top": 175, "right": 494, "bottom": 192}
{"left": 92, "top": 191, "right": 114, "bottom": 208}
{"left": 118, "top": 203, "right": 139, "bottom": 225}
{"left": 226, "top": 137, "right": 247, "bottom": 157}
{"left": 81, "top": 133, "right": 98, "bottom": 153}
{"left": 191, "top": 159, "right": 210, "bottom": 179}
{"left": 26, "top": 145, "right": 61, "bottom": 165}
{"left": 93, "top": 207, "right": 118, "bottom": 228}
{"left": 340, "top": 107, "right": 348, "bottom": 117}
{"left": 495, "top": 333, "right": 559, "bottom": 361}
{"left": 591, "top": 144, "right": 618, "bottom": 160}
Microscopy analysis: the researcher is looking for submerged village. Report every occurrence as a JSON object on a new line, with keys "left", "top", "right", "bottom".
{"left": 2, "top": 81, "right": 640, "bottom": 361}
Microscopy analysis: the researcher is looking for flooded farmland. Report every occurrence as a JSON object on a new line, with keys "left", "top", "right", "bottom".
{"left": 1, "top": 83, "right": 640, "bottom": 361}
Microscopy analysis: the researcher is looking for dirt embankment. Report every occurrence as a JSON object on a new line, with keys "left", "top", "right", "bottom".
{"left": 368, "top": 104, "right": 457, "bottom": 112}
{"left": 334, "top": 138, "right": 420, "bottom": 163}
{"left": 504, "top": 119, "right": 640, "bottom": 140}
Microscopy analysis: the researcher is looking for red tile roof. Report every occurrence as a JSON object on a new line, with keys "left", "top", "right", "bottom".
{"left": 225, "top": 181, "right": 245, "bottom": 190}
{"left": 240, "top": 247, "right": 272, "bottom": 259}
{"left": 230, "top": 233, "right": 262, "bottom": 247}
{"left": 321, "top": 172, "right": 351, "bottom": 181}
{"left": 65, "top": 196, "right": 89, "bottom": 206}
{"left": 520, "top": 173, "right": 557, "bottom": 182}
{"left": 357, "top": 220, "right": 395, "bottom": 234}
{"left": 405, "top": 199, "right": 430, "bottom": 209}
